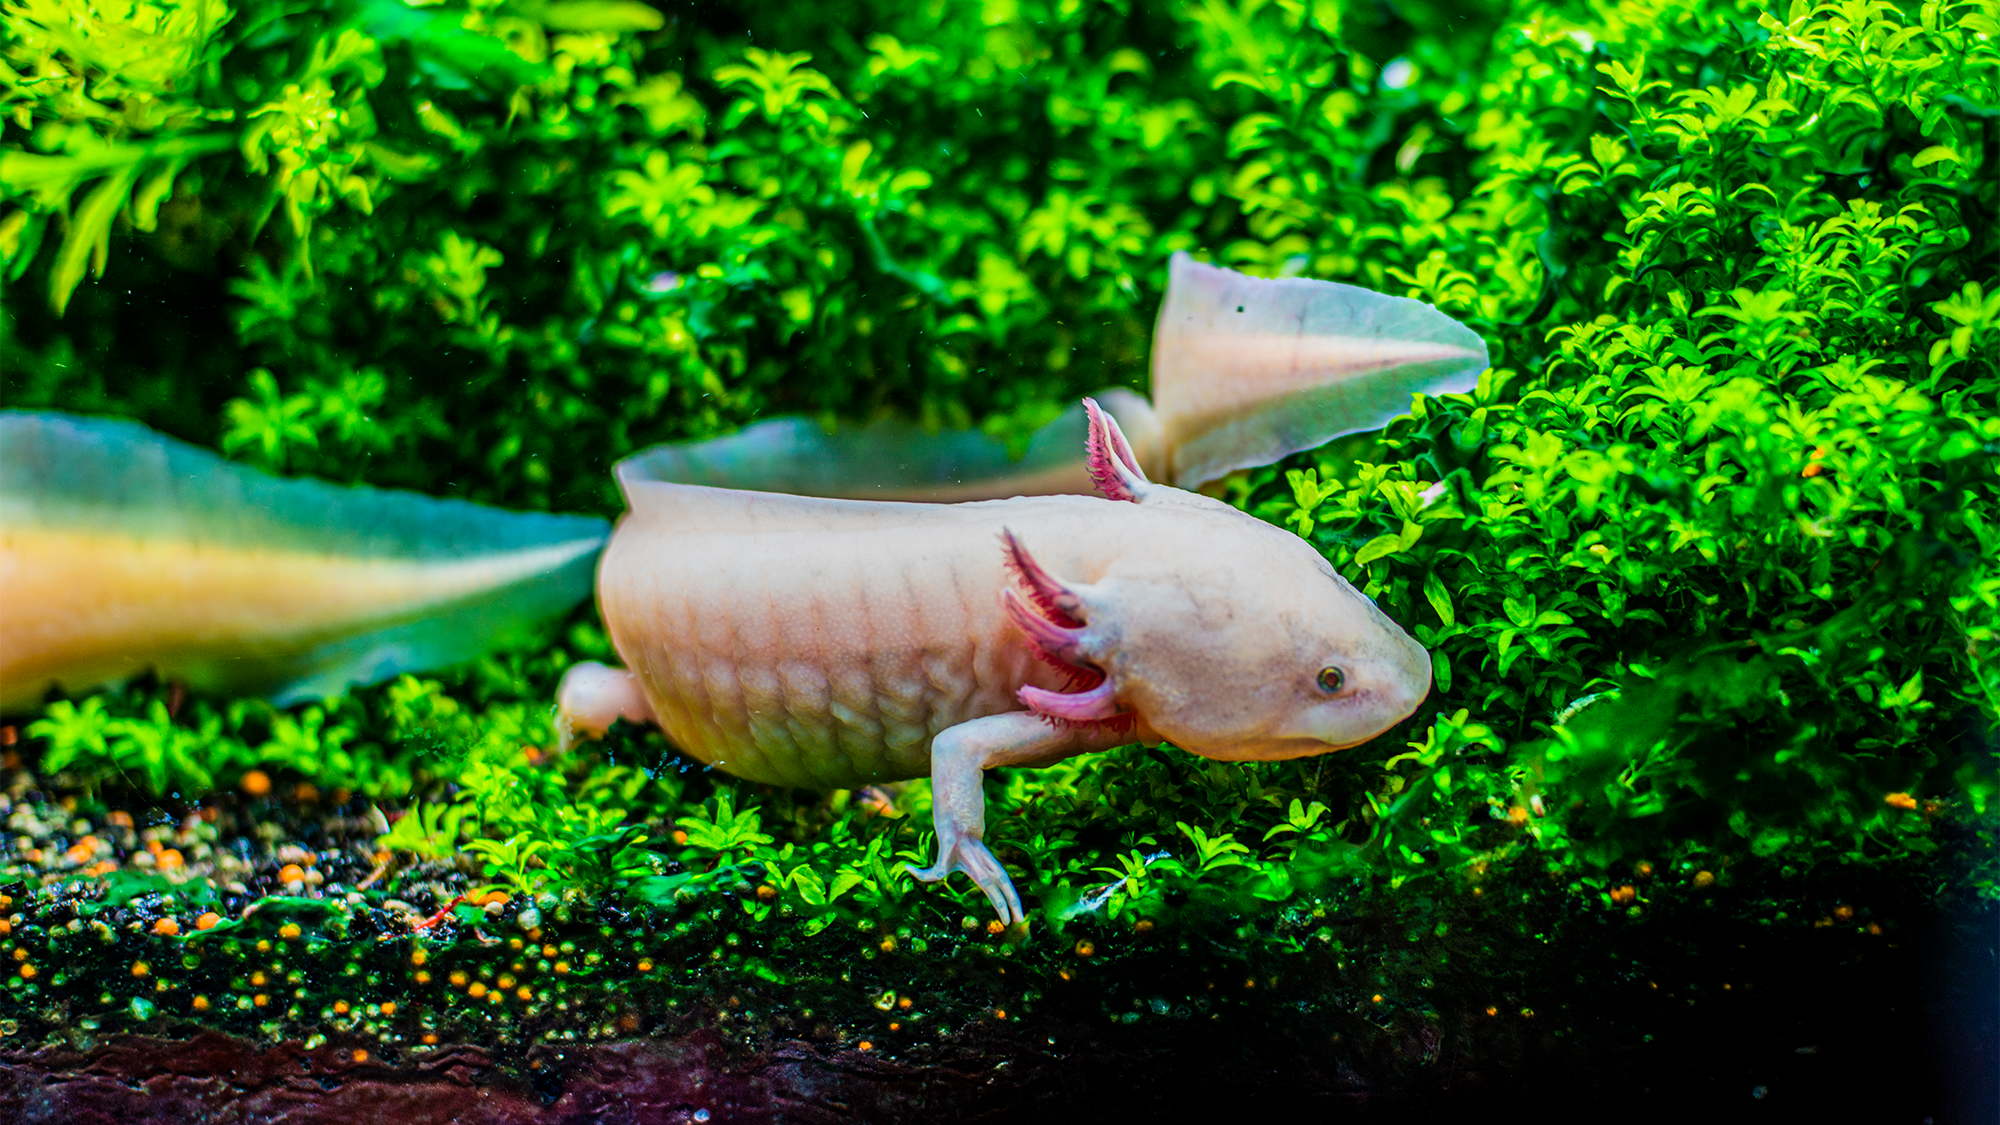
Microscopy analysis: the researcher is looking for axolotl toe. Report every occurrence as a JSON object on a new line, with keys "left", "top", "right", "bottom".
{"left": 561, "top": 400, "right": 1433, "bottom": 924}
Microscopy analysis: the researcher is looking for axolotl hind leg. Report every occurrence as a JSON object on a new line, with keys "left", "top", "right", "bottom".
{"left": 909, "top": 712, "right": 1089, "bottom": 926}
{"left": 555, "top": 661, "right": 656, "bottom": 752}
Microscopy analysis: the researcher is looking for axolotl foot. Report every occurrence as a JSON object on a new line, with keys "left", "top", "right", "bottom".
{"left": 554, "top": 661, "right": 656, "bottom": 752}
{"left": 909, "top": 830, "right": 1024, "bottom": 926}
{"left": 908, "top": 712, "right": 1090, "bottom": 928}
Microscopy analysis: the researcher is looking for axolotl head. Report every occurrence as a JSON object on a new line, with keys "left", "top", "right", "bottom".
{"left": 1002, "top": 400, "right": 1433, "bottom": 761}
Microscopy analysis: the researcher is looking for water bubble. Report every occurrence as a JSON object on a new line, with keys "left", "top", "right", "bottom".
{"left": 693, "top": 1110, "right": 711, "bottom": 1122}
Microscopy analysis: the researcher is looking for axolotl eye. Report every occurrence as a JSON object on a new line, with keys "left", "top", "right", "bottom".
{"left": 1317, "top": 666, "right": 1346, "bottom": 693}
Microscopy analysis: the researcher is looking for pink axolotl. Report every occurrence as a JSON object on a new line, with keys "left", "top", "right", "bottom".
{"left": 1, "top": 254, "right": 1480, "bottom": 926}
{"left": 557, "top": 401, "right": 1434, "bottom": 924}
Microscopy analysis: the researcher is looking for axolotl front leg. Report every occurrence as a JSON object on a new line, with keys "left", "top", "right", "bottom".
{"left": 907, "top": 712, "right": 1095, "bottom": 926}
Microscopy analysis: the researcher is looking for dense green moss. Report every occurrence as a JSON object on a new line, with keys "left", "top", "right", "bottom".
{"left": 1, "top": 0, "right": 1997, "bottom": 1062}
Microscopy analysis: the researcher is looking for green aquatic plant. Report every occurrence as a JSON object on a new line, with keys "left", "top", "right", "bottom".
{"left": 376, "top": 799, "right": 472, "bottom": 861}
{"left": 677, "top": 790, "right": 773, "bottom": 856}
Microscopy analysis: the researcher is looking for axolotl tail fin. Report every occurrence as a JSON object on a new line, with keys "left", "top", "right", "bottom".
{"left": 1149, "top": 251, "right": 1489, "bottom": 490}
{"left": 615, "top": 257, "right": 1486, "bottom": 502}
{"left": 0, "top": 411, "right": 609, "bottom": 710}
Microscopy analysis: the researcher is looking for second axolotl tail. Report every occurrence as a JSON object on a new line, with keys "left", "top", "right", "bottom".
{"left": 0, "top": 412, "right": 609, "bottom": 711}
{"left": 568, "top": 400, "right": 1435, "bottom": 925}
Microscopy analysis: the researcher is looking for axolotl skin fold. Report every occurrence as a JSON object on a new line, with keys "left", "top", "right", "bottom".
{"left": 559, "top": 400, "right": 1434, "bottom": 924}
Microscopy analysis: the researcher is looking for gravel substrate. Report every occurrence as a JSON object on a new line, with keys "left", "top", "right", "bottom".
{"left": 2, "top": 755, "right": 1995, "bottom": 1122}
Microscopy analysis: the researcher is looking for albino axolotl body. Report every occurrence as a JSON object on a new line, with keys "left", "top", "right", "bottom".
{"left": 560, "top": 403, "right": 1433, "bottom": 923}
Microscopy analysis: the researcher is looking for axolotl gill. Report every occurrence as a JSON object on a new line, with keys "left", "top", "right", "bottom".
{"left": 557, "top": 400, "right": 1434, "bottom": 924}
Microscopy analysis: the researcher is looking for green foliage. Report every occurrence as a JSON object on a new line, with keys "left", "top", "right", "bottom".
{"left": 1235, "top": 0, "right": 2000, "bottom": 883}
{"left": 4, "top": 0, "right": 1996, "bottom": 937}
{"left": 676, "top": 790, "right": 773, "bottom": 855}
{"left": 30, "top": 700, "right": 213, "bottom": 796}
{"left": 376, "top": 799, "right": 472, "bottom": 860}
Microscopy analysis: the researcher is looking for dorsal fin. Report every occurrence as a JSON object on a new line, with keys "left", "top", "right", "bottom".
{"left": 617, "top": 477, "right": 944, "bottom": 534}
{"left": 616, "top": 390, "right": 1163, "bottom": 502}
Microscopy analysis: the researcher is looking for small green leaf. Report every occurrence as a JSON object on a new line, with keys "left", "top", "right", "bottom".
{"left": 1911, "top": 145, "right": 1960, "bottom": 168}
{"left": 1354, "top": 533, "right": 1406, "bottom": 566}
{"left": 50, "top": 164, "right": 141, "bottom": 316}
{"left": 827, "top": 868, "right": 865, "bottom": 903}
{"left": 1423, "top": 571, "right": 1454, "bottom": 626}
{"left": 528, "top": 0, "right": 666, "bottom": 31}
